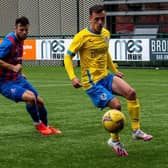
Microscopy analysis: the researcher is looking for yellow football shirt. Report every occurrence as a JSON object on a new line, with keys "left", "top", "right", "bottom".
{"left": 64, "top": 27, "right": 118, "bottom": 90}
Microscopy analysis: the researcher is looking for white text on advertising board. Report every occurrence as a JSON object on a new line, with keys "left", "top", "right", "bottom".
{"left": 150, "top": 39, "right": 168, "bottom": 60}
{"left": 109, "top": 39, "right": 150, "bottom": 61}
{"left": 41, "top": 40, "right": 65, "bottom": 60}
{"left": 114, "top": 40, "right": 142, "bottom": 61}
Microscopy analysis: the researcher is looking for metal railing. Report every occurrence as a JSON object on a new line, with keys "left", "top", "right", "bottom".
{"left": 104, "top": 0, "right": 168, "bottom": 5}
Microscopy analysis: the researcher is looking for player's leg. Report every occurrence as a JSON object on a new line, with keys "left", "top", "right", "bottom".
{"left": 19, "top": 77, "right": 48, "bottom": 125}
{"left": 34, "top": 96, "right": 48, "bottom": 126}
{"left": 21, "top": 77, "right": 61, "bottom": 135}
{"left": 24, "top": 91, "right": 41, "bottom": 124}
{"left": 108, "top": 133, "right": 128, "bottom": 157}
{"left": 0, "top": 80, "right": 40, "bottom": 124}
{"left": 36, "top": 96, "right": 61, "bottom": 135}
{"left": 19, "top": 77, "right": 55, "bottom": 135}
{"left": 0, "top": 80, "right": 52, "bottom": 135}
{"left": 107, "top": 98, "right": 128, "bottom": 156}
{"left": 22, "top": 90, "right": 54, "bottom": 135}
{"left": 86, "top": 83, "right": 128, "bottom": 157}
{"left": 112, "top": 76, "right": 153, "bottom": 140}
{"left": 112, "top": 77, "right": 140, "bottom": 130}
{"left": 19, "top": 77, "right": 45, "bottom": 125}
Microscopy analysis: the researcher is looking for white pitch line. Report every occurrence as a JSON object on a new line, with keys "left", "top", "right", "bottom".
{"left": 36, "top": 83, "right": 72, "bottom": 87}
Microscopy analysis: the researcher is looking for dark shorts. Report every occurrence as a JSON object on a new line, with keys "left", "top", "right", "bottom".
{"left": 0, "top": 76, "right": 38, "bottom": 102}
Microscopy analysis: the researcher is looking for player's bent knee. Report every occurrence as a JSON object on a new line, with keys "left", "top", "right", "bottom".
{"left": 22, "top": 90, "right": 37, "bottom": 103}
{"left": 108, "top": 99, "right": 121, "bottom": 111}
{"left": 127, "top": 88, "right": 136, "bottom": 100}
{"left": 37, "top": 96, "right": 44, "bottom": 107}
{"left": 113, "top": 104, "right": 121, "bottom": 111}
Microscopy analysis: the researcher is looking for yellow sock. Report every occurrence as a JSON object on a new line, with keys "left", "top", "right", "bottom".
{"left": 110, "top": 133, "right": 120, "bottom": 141}
{"left": 127, "top": 99, "right": 140, "bottom": 131}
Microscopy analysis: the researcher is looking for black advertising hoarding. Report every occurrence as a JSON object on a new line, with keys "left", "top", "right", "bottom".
{"left": 150, "top": 39, "right": 168, "bottom": 61}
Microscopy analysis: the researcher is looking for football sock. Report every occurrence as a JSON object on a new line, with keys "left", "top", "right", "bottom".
{"left": 110, "top": 133, "right": 120, "bottom": 141}
{"left": 26, "top": 104, "right": 40, "bottom": 123}
{"left": 38, "top": 105, "right": 48, "bottom": 126}
{"left": 127, "top": 99, "right": 140, "bottom": 131}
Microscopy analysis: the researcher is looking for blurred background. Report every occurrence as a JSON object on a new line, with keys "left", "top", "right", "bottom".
{"left": 0, "top": 0, "right": 167, "bottom": 38}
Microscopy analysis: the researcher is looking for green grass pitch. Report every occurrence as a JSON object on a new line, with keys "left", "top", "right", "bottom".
{"left": 0, "top": 66, "right": 168, "bottom": 168}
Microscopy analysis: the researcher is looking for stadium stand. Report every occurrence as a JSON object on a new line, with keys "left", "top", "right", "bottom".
{"left": 104, "top": 0, "right": 168, "bottom": 38}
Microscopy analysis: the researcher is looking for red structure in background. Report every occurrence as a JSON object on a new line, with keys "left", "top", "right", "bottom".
{"left": 138, "top": 4, "right": 159, "bottom": 25}
{"left": 159, "top": 3, "right": 168, "bottom": 34}
{"left": 114, "top": 3, "right": 168, "bottom": 36}
{"left": 115, "top": 4, "right": 134, "bottom": 34}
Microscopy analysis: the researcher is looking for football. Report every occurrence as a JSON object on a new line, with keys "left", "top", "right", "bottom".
{"left": 102, "top": 109, "right": 126, "bottom": 133}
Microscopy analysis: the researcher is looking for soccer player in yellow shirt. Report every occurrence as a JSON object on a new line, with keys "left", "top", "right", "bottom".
{"left": 64, "top": 4, "right": 153, "bottom": 157}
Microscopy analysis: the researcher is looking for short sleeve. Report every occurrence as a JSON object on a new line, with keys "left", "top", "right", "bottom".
{"left": 0, "top": 38, "right": 12, "bottom": 59}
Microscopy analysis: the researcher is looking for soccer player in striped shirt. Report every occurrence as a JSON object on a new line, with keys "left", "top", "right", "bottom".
{"left": 64, "top": 4, "right": 152, "bottom": 157}
{"left": 0, "top": 16, "right": 61, "bottom": 136}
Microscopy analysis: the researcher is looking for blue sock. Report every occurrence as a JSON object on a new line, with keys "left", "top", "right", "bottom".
{"left": 26, "top": 104, "right": 40, "bottom": 124}
{"left": 38, "top": 106, "right": 48, "bottom": 126}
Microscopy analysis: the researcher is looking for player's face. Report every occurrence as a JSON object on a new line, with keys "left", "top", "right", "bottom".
{"left": 15, "top": 23, "right": 29, "bottom": 41}
{"left": 89, "top": 10, "right": 105, "bottom": 33}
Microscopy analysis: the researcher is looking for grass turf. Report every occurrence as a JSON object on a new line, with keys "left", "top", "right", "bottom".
{"left": 0, "top": 66, "right": 167, "bottom": 168}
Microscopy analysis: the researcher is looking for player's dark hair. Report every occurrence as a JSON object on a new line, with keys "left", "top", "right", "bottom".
{"left": 15, "top": 16, "right": 29, "bottom": 26}
{"left": 89, "top": 4, "right": 105, "bottom": 15}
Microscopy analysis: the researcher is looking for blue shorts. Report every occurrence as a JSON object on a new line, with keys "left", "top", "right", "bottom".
{"left": 0, "top": 76, "right": 38, "bottom": 102}
{"left": 86, "top": 74, "right": 115, "bottom": 108}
